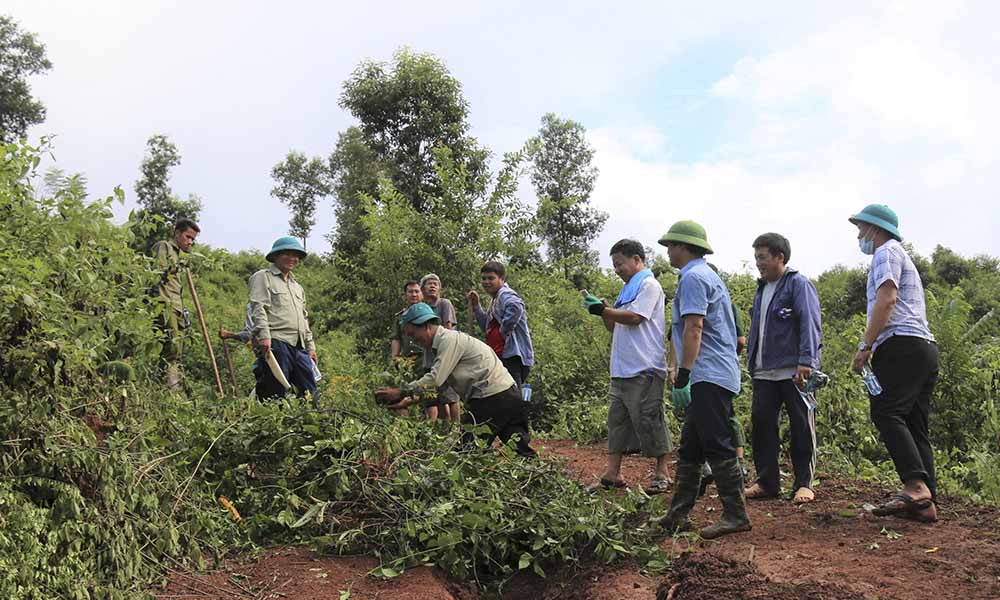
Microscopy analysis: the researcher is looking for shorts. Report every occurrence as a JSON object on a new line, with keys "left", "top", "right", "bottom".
{"left": 607, "top": 373, "right": 672, "bottom": 457}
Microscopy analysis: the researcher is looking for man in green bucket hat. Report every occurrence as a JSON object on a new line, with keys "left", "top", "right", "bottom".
{"left": 248, "top": 236, "right": 319, "bottom": 400}
{"left": 849, "top": 204, "right": 939, "bottom": 523}
{"left": 376, "top": 302, "right": 536, "bottom": 458}
{"left": 654, "top": 220, "right": 751, "bottom": 539}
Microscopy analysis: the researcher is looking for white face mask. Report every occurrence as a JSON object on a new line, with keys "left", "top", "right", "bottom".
{"left": 858, "top": 226, "right": 876, "bottom": 255}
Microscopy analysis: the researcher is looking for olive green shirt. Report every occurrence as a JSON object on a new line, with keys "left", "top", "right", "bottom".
{"left": 248, "top": 265, "right": 315, "bottom": 352}
{"left": 151, "top": 239, "right": 184, "bottom": 312}
{"left": 404, "top": 327, "right": 514, "bottom": 400}
{"left": 391, "top": 308, "right": 423, "bottom": 358}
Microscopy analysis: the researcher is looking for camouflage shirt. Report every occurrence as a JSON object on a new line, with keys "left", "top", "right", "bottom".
{"left": 151, "top": 239, "right": 185, "bottom": 312}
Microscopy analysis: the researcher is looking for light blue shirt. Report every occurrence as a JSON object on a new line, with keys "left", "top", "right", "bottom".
{"left": 867, "top": 239, "right": 934, "bottom": 350}
{"left": 671, "top": 258, "right": 741, "bottom": 394}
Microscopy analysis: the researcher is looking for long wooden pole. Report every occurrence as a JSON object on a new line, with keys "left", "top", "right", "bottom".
{"left": 218, "top": 327, "right": 238, "bottom": 395}
{"left": 186, "top": 270, "right": 225, "bottom": 396}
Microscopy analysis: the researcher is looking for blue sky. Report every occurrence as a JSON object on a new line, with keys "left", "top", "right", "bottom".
{"left": 8, "top": 1, "right": 1000, "bottom": 276}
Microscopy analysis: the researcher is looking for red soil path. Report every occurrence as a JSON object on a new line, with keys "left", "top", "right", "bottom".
{"left": 156, "top": 440, "right": 1000, "bottom": 600}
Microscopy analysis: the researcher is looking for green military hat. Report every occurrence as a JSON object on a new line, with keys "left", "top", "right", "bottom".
{"left": 266, "top": 236, "right": 307, "bottom": 262}
{"left": 848, "top": 204, "right": 902, "bottom": 241}
{"left": 658, "top": 220, "right": 714, "bottom": 254}
{"left": 399, "top": 302, "right": 440, "bottom": 327}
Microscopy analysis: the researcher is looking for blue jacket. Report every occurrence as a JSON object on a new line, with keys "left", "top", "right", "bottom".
{"left": 473, "top": 284, "right": 535, "bottom": 366}
{"left": 747, "top": 269, "right": 821, "bottom": 375}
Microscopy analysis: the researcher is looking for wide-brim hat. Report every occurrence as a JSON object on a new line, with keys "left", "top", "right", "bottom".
{"left": 658, "top": 220, "right": 714, "bottom": 254}
{"left": 266, "top": 236, "right": 307, "bottom": 262}
{"left": 399, "top": 302, "right": 440, "bottom": 327}
{"left": 848, "top": 204, "right": 902, "bottom": 241}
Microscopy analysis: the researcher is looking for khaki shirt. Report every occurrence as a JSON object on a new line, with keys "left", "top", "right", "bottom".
{"left": 248, "top": 265, "right": 315, "bottom": 352}
{"left": 151, "top": 239, "right": 184, "bottom": 312}
{"left": 405, "top": 327, "right": 514, "bottom": 400}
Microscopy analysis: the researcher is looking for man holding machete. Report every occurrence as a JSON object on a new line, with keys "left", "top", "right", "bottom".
{"left": 248, "top": 236, "right": 318, "bottom": 400}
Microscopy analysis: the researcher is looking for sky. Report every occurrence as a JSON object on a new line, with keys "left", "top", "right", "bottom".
{"left": 8, "top": 0, "right": 1000, "bottom": 276}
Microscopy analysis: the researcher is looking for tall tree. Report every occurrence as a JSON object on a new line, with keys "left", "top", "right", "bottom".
{"left": 527, "top": 113, "right": 607, "bottom": 278}
{"left": 0, "top": 15, "right": 53, "bottom": 142}
{"left": 327, "top": 126, "right": 382, "bottom": 254}
{"left": 132, "top": 134, "right": 202, "bottom": 248}
{"left": 329, "top": 48, "right": 489, "bottom": 255}
{"left": 270, "top": 151, "right": 331, "bottom": 250}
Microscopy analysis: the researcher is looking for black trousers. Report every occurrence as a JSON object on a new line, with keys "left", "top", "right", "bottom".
{"left": 751, "top": 378, "right": 817, "bottom": 493}
{"left": 463, "top": 385, "right": 536, "bottom": 458}
{"left": 870, "top": 336, "right": 939, "bottom": 497}
{"left": 678, "top": 382, "right": 737, "bottom": 464}
{"left": 501, "top": 355, "right": 531, "bottom": 388}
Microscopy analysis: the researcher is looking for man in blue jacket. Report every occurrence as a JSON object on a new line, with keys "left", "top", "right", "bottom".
{"left": 466, "top": 261, "right": 534, "bottom": 388}
{"left": 744, "top": 233, "right": 822, "bottom": 504}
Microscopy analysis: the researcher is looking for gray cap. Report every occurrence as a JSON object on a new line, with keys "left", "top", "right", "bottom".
{"left": 420, "top": 273, "right": 441, "bottom": 287}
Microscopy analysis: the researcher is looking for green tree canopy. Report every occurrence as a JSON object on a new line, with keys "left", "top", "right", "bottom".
{"left": 330, "top": 49, "right": 489, "bottom": 256}
{"left": 270, "top": 151, "right": 331, "bottom": 250}
{"left": 0, "top": 15, "right": 52, "bottom": 142}
{"left": 527, "top": 113, "right": 607, "bottom": 278}
{"left": 132, "top": 134, "right": 202, "bottom": 248}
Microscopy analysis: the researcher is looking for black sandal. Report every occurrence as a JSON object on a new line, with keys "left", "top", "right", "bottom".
{"left": 872, "top": 492, "right": 932, "bottom": 517}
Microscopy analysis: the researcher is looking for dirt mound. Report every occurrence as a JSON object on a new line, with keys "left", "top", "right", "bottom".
{"left": 656, "top": 552, "right": 864, "bottom": 600}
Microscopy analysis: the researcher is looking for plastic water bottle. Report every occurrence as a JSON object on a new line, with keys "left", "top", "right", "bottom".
{"left": 521, "top": 383, "right": 532, "bottom": 403}
{"left": 860, "top": 364, "right": 882, "bottom": 396}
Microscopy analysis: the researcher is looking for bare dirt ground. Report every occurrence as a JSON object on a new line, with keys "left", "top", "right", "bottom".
{"left": 156, "top": 440, "right": 1000, "bottom": 600}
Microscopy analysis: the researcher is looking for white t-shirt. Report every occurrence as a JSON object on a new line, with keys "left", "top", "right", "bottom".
{"left": 610, "top": 277, "right": 667, "bottom": 379}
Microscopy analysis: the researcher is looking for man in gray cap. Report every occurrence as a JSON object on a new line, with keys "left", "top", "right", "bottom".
{"left": 248, "top": 236, "right": 318, "bottom": 400}
{"left": 850, "top": 204, "right": 938, "bottom": 523}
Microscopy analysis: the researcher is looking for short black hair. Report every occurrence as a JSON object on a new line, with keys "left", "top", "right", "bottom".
{"left": 609, "top": 239, "right": 645, "bottom": 261}
{"left": 174, "top": 218, "right": 200, "bottom": 233}
{"left": 402, "top": 279, "right": 421, "bottom": 292}
{"left": 481, "top": 260, "right": 507, "bottom": 279}
{"left": 752, "top": 232, "right": 791, "bottom": 264}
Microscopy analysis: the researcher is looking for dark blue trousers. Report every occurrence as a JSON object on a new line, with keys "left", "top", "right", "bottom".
{"left": 678, "top": 382, "right": 737, "bottom": 464}
{"left": 254, "top": 339, "right": 317, "bottom": 400}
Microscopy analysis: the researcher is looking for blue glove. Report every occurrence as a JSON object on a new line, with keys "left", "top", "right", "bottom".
{"left": 671, "top": 382, "right": 691, "bottom": 411}
{"left": 583, "top": 293, "right": 605, "bottom": 316}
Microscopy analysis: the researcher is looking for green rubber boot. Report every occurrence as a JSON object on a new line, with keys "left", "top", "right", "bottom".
{"left": 654, "top": 461, "right": 702, "bottom": 533}
{"left": 700, "top": 458, "right": 752, "bottom": 540}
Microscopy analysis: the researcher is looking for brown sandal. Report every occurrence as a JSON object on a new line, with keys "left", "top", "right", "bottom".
{"left": 792, "top": 487, "right": 815, "bottom": 504}
{"left": 744, "top": 483, "right": 779, "bottom": 500}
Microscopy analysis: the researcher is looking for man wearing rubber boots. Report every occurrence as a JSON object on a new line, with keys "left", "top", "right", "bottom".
{"left": 745, "top": 233, "right": 822, "bottom": 505}
{"left": 657, "top": 221, "right": 751, "bottom": 539}
{"left": 850, "top": 205, "right": 939, "bottom": 523}
{"left": 248, "top": 236, "right": 319, "bottom": 400}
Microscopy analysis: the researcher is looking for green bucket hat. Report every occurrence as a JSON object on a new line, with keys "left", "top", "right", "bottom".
{"left": 848, "top": 204, "right": 902, "bottom": 241}
{"left": 266, "top": 236, "right": 307, "bottom": 262}
{"left": 399, "top": 302, "right": 440, "bottom": 327}
{"left": 658, "top": 220, "right": 714, "bottom": 254}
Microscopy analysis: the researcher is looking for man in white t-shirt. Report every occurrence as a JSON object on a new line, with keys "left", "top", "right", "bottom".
{"left": 584, "top": 239, "right": 672, "bottom": 494}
